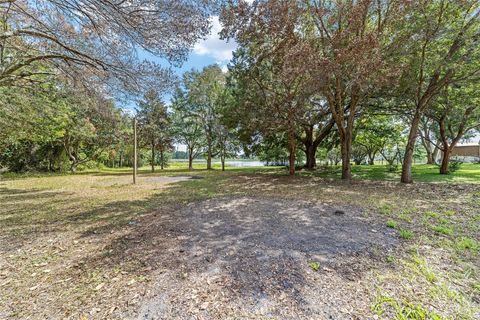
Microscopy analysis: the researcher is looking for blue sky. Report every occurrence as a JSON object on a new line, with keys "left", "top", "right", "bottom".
{"left": 137, "top": 16, "right": 236, "bottom": 106}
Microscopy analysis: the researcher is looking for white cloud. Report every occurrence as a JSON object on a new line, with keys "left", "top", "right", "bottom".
{"left": 193, "top": 16, "right": 237, "bottom": 63}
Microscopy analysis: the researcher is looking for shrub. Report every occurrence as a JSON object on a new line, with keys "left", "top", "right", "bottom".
{"left": 386, "top": 163, "right": 398, "bottom": 172}
{"left": 448, "top": 158, "right": 463, "bottom": 173}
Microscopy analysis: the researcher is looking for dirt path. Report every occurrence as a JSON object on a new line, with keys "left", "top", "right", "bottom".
{"left": 136, "top": 197, "right": 398, "bottom": 319}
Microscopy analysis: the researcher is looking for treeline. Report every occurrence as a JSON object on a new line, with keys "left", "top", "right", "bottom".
{"left": 0, "top": 83, "right": 127, "bottom": 172}
{"left": 213, "top": 0, "right": 480, "bottom": 182}
{"left": 170, "top": 0, "right": 480, "bottom": 183}
{"left": 0, "top": 0, "right": 213, "bottom": 172}
{"left": 1, "top": 1, "right": 479, "bottom": 184}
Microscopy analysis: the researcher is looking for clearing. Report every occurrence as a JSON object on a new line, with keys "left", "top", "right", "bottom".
{"left": 0, "top": 166, "right": 479, "bottom": 319}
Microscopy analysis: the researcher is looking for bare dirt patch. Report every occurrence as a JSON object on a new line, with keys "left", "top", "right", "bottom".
{"left": 137, "top": 196, "right": 398, "bottom": 319}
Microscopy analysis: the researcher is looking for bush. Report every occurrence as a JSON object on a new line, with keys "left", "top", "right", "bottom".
{"left": 386, "top": 163, "right": 398, "bottom": 172}
{"left": 448, "top": 158, "right": 463, "bottom": 173}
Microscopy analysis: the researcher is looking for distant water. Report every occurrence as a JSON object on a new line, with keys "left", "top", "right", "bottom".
{"left": 222, "top": 161, "right": 266, "bottom": 167}
{"left": 173, "top": 160, "right": 266, "bottom": 167}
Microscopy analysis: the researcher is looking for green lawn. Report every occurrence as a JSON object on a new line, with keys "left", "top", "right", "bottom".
{"left": 295, "top": 163, "right": 480, "bottom": 184}
{"left": 2, "top": 162, "right": 479, "bottom": 184}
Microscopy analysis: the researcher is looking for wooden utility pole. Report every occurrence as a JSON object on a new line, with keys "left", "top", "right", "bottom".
{"left": 133, "top": 116, "right": 137, "bottom": 184}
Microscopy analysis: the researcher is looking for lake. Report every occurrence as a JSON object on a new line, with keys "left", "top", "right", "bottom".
{"left": 172, "top": 160, "right": 266, "bottom": 167}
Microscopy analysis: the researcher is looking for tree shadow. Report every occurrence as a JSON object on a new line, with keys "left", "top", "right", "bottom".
{"left": 69, "top": 191, "right": 398, "bottom": 318}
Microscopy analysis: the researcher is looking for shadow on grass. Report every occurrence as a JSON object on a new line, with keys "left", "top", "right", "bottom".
{"left": 69, "top": 183, "right": 397, "bottom": 317}
{"left": 297, "top": 164, "right": 480, "bottom": 184}
{"left": 2, "top": 169, "right": 478, "bottom": 318}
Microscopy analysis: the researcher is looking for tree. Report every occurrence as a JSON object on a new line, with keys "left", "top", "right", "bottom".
{"left": 0, "top": 79, "right": 122, "bottom": 172}
{"left": 110, "top": 113, "right": 134, "bottom": 168}
{"left": 182, "top": 65, "right": 226, "bottom": 170}
{"left": 222, "top": 2, "right": 320, "bottom": 175}
{"left": 378, "top": 122, "right": 405, "bottom": 172}
{"left": 326, "top": 148, "right": 341, "bottom": 166}
{"left": 222, "top": 0, "right": 409, "bottom": 178}
{"left": 215, "top": 81, "right": 241, "bottom": 171}
{"left": 0, "top": 0, "right": 212, "bottom": 89}
{"left": 427, "top": 83, "right": 480, "bottom": 174}
{"left": 354, "top": 115, "right": 402, "bottom": 165}
{"left": 297, "top": 99, "right": 335, "bottom": 170}
{"left": 171, "top": 90, "right": 205, "bottom": 170}
{"left": 419, "top": 117, "right": 440, "bottom": 165}
{"left": 301, "top": 0, "right": 408, "bottom": 179}
{"left": 215, "top": 125, "right": 239, "bottom": 171}
{"left": 0, "top": 83, "right": 68, "bottom": 171}
{"left": 398, "top": 0, "right": 480, "bottom": 182}
{"left": 61, "top": 91, "right": 121, "bottom": 172}
{"left": 136, "top": 90, "right": 173, "bottom": 172}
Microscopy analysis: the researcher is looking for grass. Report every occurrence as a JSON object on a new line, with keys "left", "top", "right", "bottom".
{"left": 456, "top": 237, "right": 479, "bottom": 251}
{"left": 297, "top": 163, "right": 480, "bottom": 184}
{"left": 0, "top": 162, "right": 479, "bottom": 319}
{"left": 372, "top": 293, "right": 444, "bottom": 319}
{"left": 432, "top": 226, "right": 454, "bottom": 236}
{"left": 386, "top": 220, "right": 398, "bottom": 228}
{"left": 3, "top": 162, "right": 480, "bottom": 184}
{"left": 399, "top": 229, "right": 414, "bottom": 240}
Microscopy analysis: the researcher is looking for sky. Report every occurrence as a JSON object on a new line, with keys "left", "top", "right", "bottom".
{"left": 137, "top": 15, "right": 237, "bottom": 106}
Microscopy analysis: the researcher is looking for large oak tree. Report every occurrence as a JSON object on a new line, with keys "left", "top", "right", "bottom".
{"left": 0, "top": 0, "right": 213, "bottom": 91}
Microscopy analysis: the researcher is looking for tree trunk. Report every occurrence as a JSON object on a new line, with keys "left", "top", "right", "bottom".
{"left": 207, "top": 150, "right": 212, "bottom": 170}
{"left": 401, "top": 110, "right": 422, "bottom": 183}
{"left": 151, "top": 142, "right": 155, "bottom": 173}
{"left": 302, "top": 118, "right": 334, "bottom": 170}
{"left": 221, "top": 154, "right": 225, "bottom": 172}
{"left": 432, "top": 147, "right": 439, "bottom": 164}
{"left": 288, "top": 126, "right": 296, "bottom": 176}
{"left": 327, "top": 90, "right": 356, "bottom": 180}
{"left": 207, "top": 130, "right": 212, "bottom": 170}
{"left": 421, "top": 125, "right": 436, "bottom": 164}
{"left": 439, "top": 148, "right": 450, "bottom": 174}
{"left": 188, "top": 147, "right": 193, "bottom": 170}
{"left": 426, "top": 151, "right": 435, "bottom": 165}
{"left": 423, "top": 136, "right": 435, "bottom": 164}
{"left": 368, "top": 152, "right": 375, "bottom": 165}
{"left": 341, "top": 145, "right": 351, "bottom": 179}
{"left": 160, "top": 150, "right": 164, "bottom": 170}
{"left": 339, "top": 132, "right": 352, "bottom": 180}
{"left": 302, "top": 125, "right": 316, "bottom": 170}
{"left": 304, "top": 144, "right": 316, "bottom": 170}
